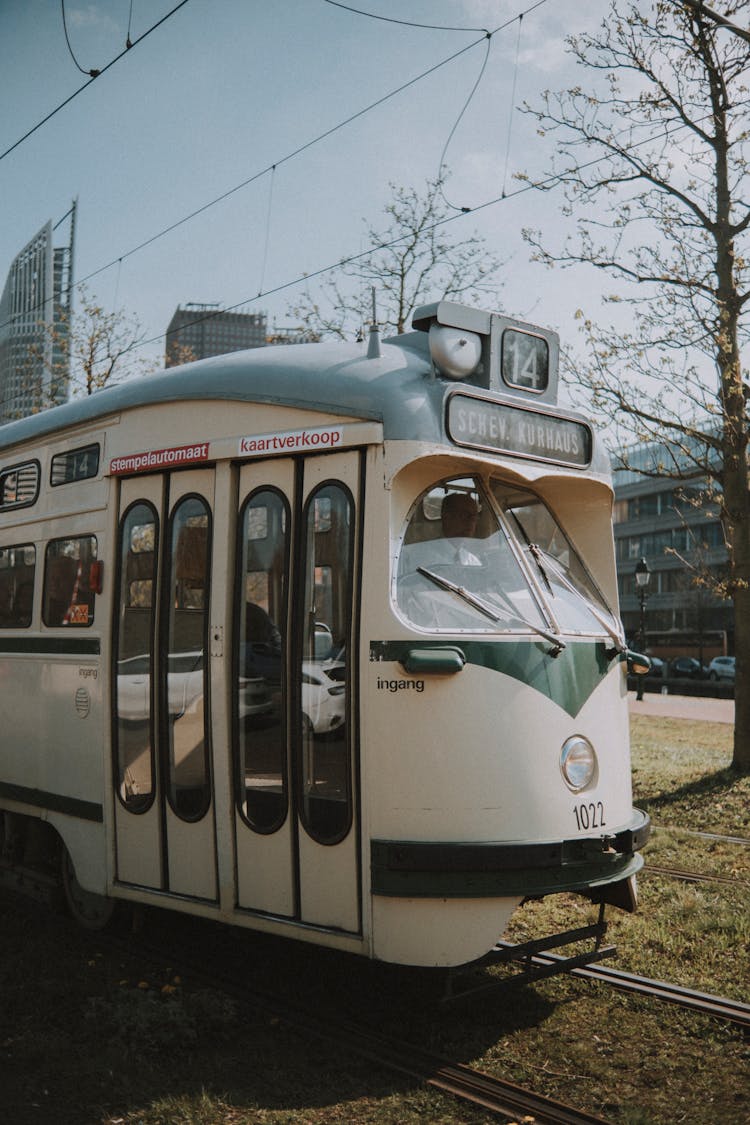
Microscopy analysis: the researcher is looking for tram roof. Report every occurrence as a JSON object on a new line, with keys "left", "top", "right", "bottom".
{"left": 0, "top": 330, "right": 611, "bottom": 479}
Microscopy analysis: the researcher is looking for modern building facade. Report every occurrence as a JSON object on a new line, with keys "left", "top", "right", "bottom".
{"left": 0, "top": 202, "right": 76, "bottom": 422}
{"left": 165, "top": 305, "right": 267, "bottom": 366}
{"left": 612, "top": 442, "right": 732, "bottom": 663}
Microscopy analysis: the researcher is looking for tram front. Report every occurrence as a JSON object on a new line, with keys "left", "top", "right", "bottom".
{"left": 365, "top": 302, "right": 650, "bottom": 967}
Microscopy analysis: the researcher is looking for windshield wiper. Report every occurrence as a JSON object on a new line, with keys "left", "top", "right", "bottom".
{"left": 527, "top": 545, "right": 625, "bottom": 651}
{"left": 416, "top": 566, "right": 566, "bottom": 655}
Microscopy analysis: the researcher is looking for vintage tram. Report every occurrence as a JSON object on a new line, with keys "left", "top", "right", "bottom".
{"left": 0, "top": 299, "right": 649, "bottom": 966}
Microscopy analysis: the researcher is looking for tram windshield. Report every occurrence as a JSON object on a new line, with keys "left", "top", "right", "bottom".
{"left": 396, "top": 476, "right": 619, "bottom": 639}
{"left": 494, "top": 483, "right": 621, "bottom": 640}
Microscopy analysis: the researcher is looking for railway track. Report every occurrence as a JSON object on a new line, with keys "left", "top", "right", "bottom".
{"left": 652, "top": 825, "right": 750, "bottom": 846}
{"left": 116, "top": 923, "right": 614, "bottom": 1125}
{"left": 5, "top": 889, "right": 746, "bottom": 1121}
{"left": 644, "top": 861, "right": 750, "bottom": 888}
{"left": 497, "top": 943, "right": 750, "bottom": 1031}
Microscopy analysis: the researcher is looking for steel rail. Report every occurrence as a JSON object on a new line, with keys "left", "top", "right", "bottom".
{"left": 652, "top": 826, "right": 750, "bottom": 846}
{"left": 644, "top": 862, "right": 750, "bottom": 888}
{"left": 115, "top": 925, "right": 614, "bottom": 1125}
{"left": 497, "top": 944, "right": 750, "bottom": 1030}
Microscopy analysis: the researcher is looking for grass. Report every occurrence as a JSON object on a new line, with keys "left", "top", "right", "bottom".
{"left": 1, "top": 714, "right": 748, "bottom": 1124}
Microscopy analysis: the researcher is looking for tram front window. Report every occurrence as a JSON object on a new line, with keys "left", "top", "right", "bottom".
{"left": 397, "top": 479, "right": 547, "bottom": 633}
{"left": 496, "top": 484, "right": 620, "bottom": 638}
{"left": 397, "top": 476, "right": 620, "bottom": 641}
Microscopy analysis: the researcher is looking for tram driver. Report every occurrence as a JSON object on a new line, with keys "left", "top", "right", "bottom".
{"left": 439, "top": 492, "right": 482, "bottom": 566}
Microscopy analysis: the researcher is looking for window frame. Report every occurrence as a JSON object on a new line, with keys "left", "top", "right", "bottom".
{"left": 113, "top": 499, "right": 160, "bottom": 815}
{"left": 50, "top": 443, "right": 100, "bottom": 487}
{"left": 0, "top": 460, "right": 40, "bottom": 512}
{"left": 233, "top": 485, "right": 291, "bottom": 836}
{"left": 42, "top": 534, "right": 98, "bottom": 628}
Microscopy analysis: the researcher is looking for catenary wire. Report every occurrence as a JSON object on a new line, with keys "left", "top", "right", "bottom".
{"left": 0, "top": 99, "right": 712, "bottom": 377}
{"left": 0, "top": 14, "right": 510, "bottom": 337}
{"left": 437, "top": 30, "right": 494, "bottom": 212}
{"left": 77, "top": 0, "right": 551, "bottom": 287}
{"left": 60, "top": 0, "right": 101, "bottom": 76}
{"left": 501, "top": 14, "right": 524, "bottom": 198}
{"left": 128, "top": 112, "right": 702, "bottom": 358}
{"left": 0, "top": 0, "right": 714, "bottom": 364}
{"left": 0, "top": 0, "right": 192, "bottom": 165}
{"left": 321, "top": 0, "right": 489, "bottom": 34}
{"left": 1, "top": 0, "right": 550, "bottom": 335}
{"left": 0, "top": 106, "right": 717, "bottom": 413}
{"left": 67, "top": 32, "right": 491, "bottom": 289}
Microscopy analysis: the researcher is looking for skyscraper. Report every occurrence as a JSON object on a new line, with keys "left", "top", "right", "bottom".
{"left": 0, "top": 201, "right": 76, "bottom": 422}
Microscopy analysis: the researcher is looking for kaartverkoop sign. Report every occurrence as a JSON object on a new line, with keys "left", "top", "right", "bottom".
{"left": 238, "top": 426, "right": 343, "bottom": 456}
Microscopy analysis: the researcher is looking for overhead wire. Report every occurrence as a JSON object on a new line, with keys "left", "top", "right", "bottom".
{"left": 68, "top": 32, "right": 492, "bottom": 289}
{"left": 437, "top": 31, "right": 494, "bottom": 213}
{"left": 0, "top": 102, "right": 715, "bottom": 414}
{"left": 258, "top": 166, "right": 276, "bottom": 298}
{"left": 60, "top": 0, "right": 101, "bottom": 77}
{"left": 0, "top": 24, "right": 492, "bottom": 337}
{"left": 81, "top": 0, "right": 552, "bottom": 288}
{"left": 0, "top": 0, "right": 672, "bottom": 362}
{"left": 436, "top": 0, "right": 548, "bottom": 212}
{"left": 128, "top": 110, "right": 707, "bottom": 360}
{"left": 0, "top": 0, "right": 192, "bottom": 165}
{"left": 321, "top": 0, "right": 489, "bottom": 34}
{"left": 502, "top": 13, "right": 524, "bottom": 198}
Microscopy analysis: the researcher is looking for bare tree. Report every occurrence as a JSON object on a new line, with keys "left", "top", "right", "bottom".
{"left": 288, "top": 174, "right": 503, "bottom": 339}
{"left": 521, "top": 1, "right": 750, "bottom": 770}
{"left": 28, "top": 284, "right": 154, "bottom": 409}
{"left": 68, "top": 284, "right": 155, "bottom": 395}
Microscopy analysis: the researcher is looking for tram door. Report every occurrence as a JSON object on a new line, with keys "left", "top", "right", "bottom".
{"left": 234, "top": 452, "right": 360, "bottom": 933}
{"left": 113, "top": 470, "right": 218, "bottom": 902}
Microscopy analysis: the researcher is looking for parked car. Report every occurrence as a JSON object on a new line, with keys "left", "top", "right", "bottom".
{"left": 644, "top": 656, "right": 665, "bottom": 678}
{"left": 669, "top": 657, "right": 705, "bottom": 679}
{"left": 707, "top": 655, "right": 736, "bottom": 682}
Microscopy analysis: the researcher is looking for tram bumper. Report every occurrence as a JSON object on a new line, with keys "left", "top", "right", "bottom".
{"left": 370, "top": 807, "right": 650, "bottom": 911}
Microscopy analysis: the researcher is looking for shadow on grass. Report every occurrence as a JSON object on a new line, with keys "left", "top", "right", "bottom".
{"left": 635, "top": 764, "right": 742, "bottom": 816}
{"left": 1, "top": 892, "right": 558, "bottom": 1125}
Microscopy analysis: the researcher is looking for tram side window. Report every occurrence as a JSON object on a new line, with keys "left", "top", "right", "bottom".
{"left": 43, "top": 536, "right": 98, "bottom": 627}
{"left": 236, "top": 489, "right": 289, "bottom": 833}
{"left": 0, "top": 545, "right": 35, "bottom": 627}
{"left": 299, "top": 482, "right": 353, "bottom": 845}
{"left": 0, "top": 461, "right": 40, "bottom": 511}
{"left": 115, "top": 503, "right": 158, "bottom": 812}
{"left": 165, "top": 496, "right": 211, "bottom": 821}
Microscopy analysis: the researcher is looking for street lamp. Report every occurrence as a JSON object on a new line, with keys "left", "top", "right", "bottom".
{"left": 634, "top": 557, "right": 651, "bottom": 701}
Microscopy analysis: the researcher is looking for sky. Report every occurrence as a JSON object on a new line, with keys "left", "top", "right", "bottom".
{"left": 0, "top": 0, "right": 612, "bottom": 380}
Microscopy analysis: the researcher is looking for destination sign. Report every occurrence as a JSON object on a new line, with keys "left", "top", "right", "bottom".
{"left": 447, "top": 393, "right": 592, "bottom": 468}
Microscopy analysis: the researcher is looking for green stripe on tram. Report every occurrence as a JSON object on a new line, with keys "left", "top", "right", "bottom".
{"left": 369, "top": 639, "right": 617, "bottom": 718}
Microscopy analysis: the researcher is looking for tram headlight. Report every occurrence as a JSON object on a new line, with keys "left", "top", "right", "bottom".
{"left": 428, "top": 324, "right": 482, "bottom": 380}
{"left": 560, "top": 736, "right": 597, "bottom": 792}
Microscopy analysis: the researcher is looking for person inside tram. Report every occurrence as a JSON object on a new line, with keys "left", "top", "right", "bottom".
{"left": 438, "top": 492, "right": 482, "bottom": 566}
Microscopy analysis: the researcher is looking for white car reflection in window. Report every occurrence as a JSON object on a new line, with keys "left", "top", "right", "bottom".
{"left": 301, "top": 660, "right": 345, "bottom": 734}
{"left": 117, "top": 653, "right": 274, "bottom": 723}
{"left": 117, "top": 654, "right": 344, "bottom": 731}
